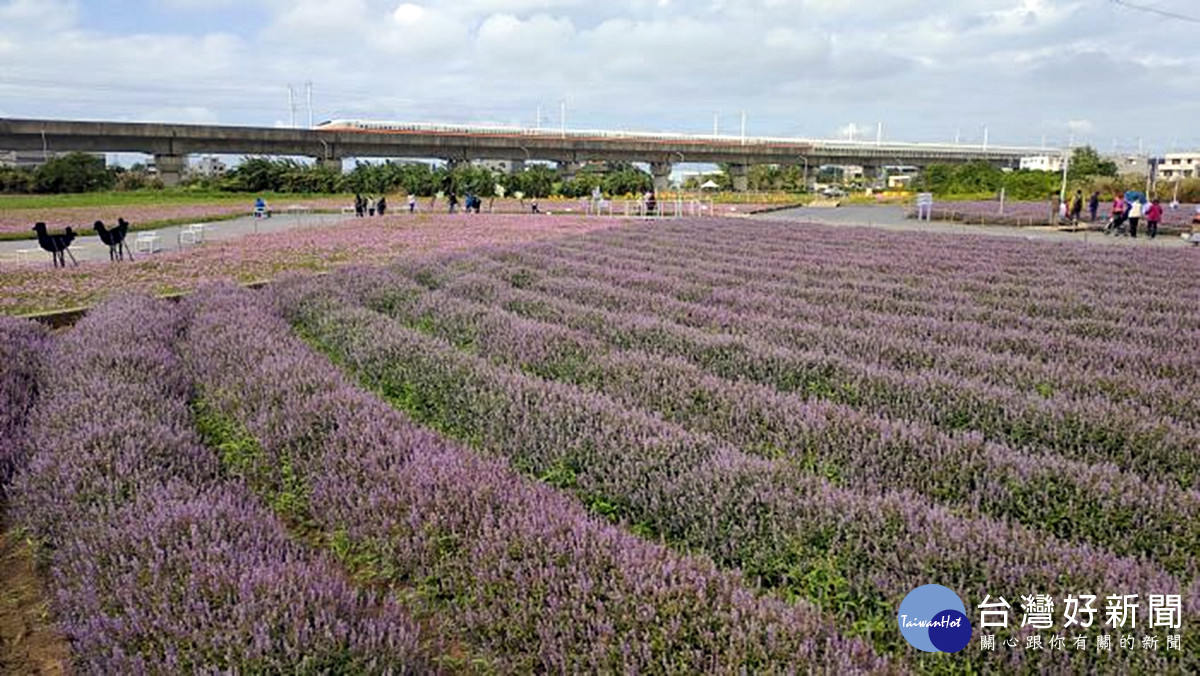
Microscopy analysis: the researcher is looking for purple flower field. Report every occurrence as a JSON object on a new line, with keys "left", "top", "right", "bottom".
{"left": 909, "top": 199, "right": 1200, "bottom": 229}
{"left": 1, "top": 216, "right": 1198, "bottom": 672}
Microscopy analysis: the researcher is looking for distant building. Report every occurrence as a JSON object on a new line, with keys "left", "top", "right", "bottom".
{"left": 190, "top": 155, "right": 228, "bottom": 177}
{"left": 0, "top": 150, "right": 106, "bottom": 170}
{"left": 1158, "top": 152, "right": 1200, "bottom": 181}
{"left": 1107, "top": 154, "right": 1153, "bottom": 177}
{"left": 834, "top": 165, "right": 865, "bottom": 180}
{"left": 1019, "top": 155, "right": 1065, "bottom": 172}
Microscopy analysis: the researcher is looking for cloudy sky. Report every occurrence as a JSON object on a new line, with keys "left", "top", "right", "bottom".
{"left": 2, "top": 0, "right": 1199, "bottom": 153}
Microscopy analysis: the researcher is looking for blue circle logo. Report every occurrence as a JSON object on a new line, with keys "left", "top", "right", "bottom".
{"left": 898, "top": 585, "right": 972, "bottom": 653}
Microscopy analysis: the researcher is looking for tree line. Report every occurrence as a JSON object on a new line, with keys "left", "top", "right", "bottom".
{"left": 0, "top": 152, "right": 162, "bottom": 193}
{"left": 4, "top": 148, "right": 1199, "bottom": 202}
{"left": 913, "top": 147, "right": 1200, "bottom": 200}
{"left": 0, "top": 153, "right": 655, "bottom": 198}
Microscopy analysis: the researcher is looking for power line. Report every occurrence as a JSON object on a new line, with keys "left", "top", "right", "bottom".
{"left": 1111, "top": 0, "right": 1200, "bottom": 23}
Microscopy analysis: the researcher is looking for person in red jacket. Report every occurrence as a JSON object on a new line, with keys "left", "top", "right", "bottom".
{"left": 1145, "top": 198, "right": 1163, "bottom": 239}
{"left": 1105, "top": 194, "right": 1127, "bottom": 234}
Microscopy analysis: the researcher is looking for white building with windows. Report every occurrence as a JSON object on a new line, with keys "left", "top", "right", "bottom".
{"left": 189, "top": 155, "right": 228, "bottom": 177}
{"left": 1019, "top": 155, "right": 1065, "bottom": 172}
{"left": 1159, "top": 152, "right": 1200, "bottom": 181}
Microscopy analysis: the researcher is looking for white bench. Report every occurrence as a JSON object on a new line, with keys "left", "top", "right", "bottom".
{"left": 135, "top": 231, "right": 162, "bottom": 254}
{"left": 179, "top": 223, "right": 206, "bottom": 246}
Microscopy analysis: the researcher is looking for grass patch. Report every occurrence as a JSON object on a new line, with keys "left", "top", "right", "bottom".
{"left": 0, "top": 190, "right": 354, "bottom": 210}
{"left": 0, "top": 212, "right": 254, "bottom": 242}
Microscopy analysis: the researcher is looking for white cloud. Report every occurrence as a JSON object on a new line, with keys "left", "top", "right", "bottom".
{"left": 157, "top": 0, "right": 237, "bottom": 8}
{"left": 393, "top": 3, "right": 425, "bottom": 25}
{"left": 476, "top": 12, "right": 575, "bottom": 64}
{"left": 1067, "top": 119, "right": 1095, "bottom": 137}
{"left": 0, "top": 0, "right": 79, "bottom": 30}
{"left": 1, "top": 0, "right": 1198, "bottom": 153}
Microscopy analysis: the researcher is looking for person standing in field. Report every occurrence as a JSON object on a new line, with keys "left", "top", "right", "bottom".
{"left": 408, "top": 194, "right": 417, "bottom": 213}
{"left": 1088, "top": 191, "right": 1100, "bottom": 222}
{"left": 1145, "top": 198, "right": 1163, "bottom": 239}
{"left": 378, "top": 196, "right": 387, "bottom": 216}
{"left": 1070, "top": 190, "right": 1084, "bottom": 224}
{"left": 1127, "top": 197, "right": 1144, "bottom": 238}
{"left": 1107, "top": 193, "right": 1127, "bottom": 234}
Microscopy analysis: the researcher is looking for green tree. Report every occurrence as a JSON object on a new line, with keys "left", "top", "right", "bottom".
{"left": 0, "top": 166, "right": 35, "bottom": 193}
{"left": 1068, "top": 146, "right": 1118, "bottom": 180}
{"left": 1000, "top": 170, "right": 1061, "bottom": 200}
{"left": 224, "top": 157, "right": 286, "bottom": 192}
{"left": 33, "top": 152, "right": 115, "bottom": 193}
{"left": 560, "top": 173, "right": 603, "bottom": 198}
{"left": 508, "top": 165, "right": 556, "bottom": 198}
{"left": 602, "top": 167, "right": 651, "bottom": 196}
{"left": 916, "top": 164, "right": 954, "bottom": 193}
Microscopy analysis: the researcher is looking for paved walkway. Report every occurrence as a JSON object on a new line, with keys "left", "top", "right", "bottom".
{"left": 0, "top": 210, "right": 353, "bottom": 266}
{"left": 758, "top": 205, "right": 1200, "bottom": 248}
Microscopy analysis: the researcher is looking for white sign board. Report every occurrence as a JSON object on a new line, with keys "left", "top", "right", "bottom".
{"left": 916, "top": 193, "right": 934, "bottom": 221}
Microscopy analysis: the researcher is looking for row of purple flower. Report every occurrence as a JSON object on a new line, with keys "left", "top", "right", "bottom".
{"left": 309, "top": 256, "right": 1198, "bottom": 578}
{"left": 0, "top": 286, "right": 888, "bottom": 671}
{"left": 0, "top": 300, "right": 424, "bottom": 672}
{"left": 276, "top": 236, "right": 1195, "bottom": 672}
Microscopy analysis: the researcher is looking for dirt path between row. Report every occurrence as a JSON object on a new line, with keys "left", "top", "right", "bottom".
{"left": 0, "top": 518, "right": 70, "bottom": 675}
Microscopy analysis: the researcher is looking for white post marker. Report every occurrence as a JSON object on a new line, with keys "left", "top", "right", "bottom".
{"left": 1059, "top": 148, "right": 1070, "bottom": 202}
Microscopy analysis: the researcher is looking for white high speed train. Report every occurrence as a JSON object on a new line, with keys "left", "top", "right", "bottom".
{"left": 313, "top": 119, "right": 1050, "bottom": 154}
{"left": 313, "top": 119, "right": 809, "bottom": 147}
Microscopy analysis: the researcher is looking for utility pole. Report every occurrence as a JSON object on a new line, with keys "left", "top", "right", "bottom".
{"left": 876, "top": 122, "right": 882, "bottom": 146}
{"left": 982, "top": 125, "right": 989, "bottom": 151}
{"left": 713, "top": 112, "right": 719, "bottom": 136}
{"left": 536, "top": 105, "right": 542, "bottom": 131}
{"left": 740, "top": 110, "right": 746, "bottom": 145}
{"left": 288, "top": 85, "right": 296, "bottom": 128}
{"left": 305, "top": 81, "right": 313, "bottom": 128}
{"left": 1065, "top": 144, "right": 1075, "bottom": 202}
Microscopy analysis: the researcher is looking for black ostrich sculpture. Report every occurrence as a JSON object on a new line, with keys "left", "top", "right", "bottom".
{"left": 32, "top": 222, "right": 78, "bottom": 268}
{"left": 93, "top": 218, "right": 134, "bottom": 261}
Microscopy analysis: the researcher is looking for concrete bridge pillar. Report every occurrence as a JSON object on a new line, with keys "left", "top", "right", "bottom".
{"left": 154, "top": 154, "right": 186, "bottom": 187}
{"left": 727, "top": 163, "right": 749, "bottom": 192}
{"left": 315, "top": 156, "right": 344, "bottom": 173}
{"left": 650, "top": 162, "right": 672, "bottom": 194}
